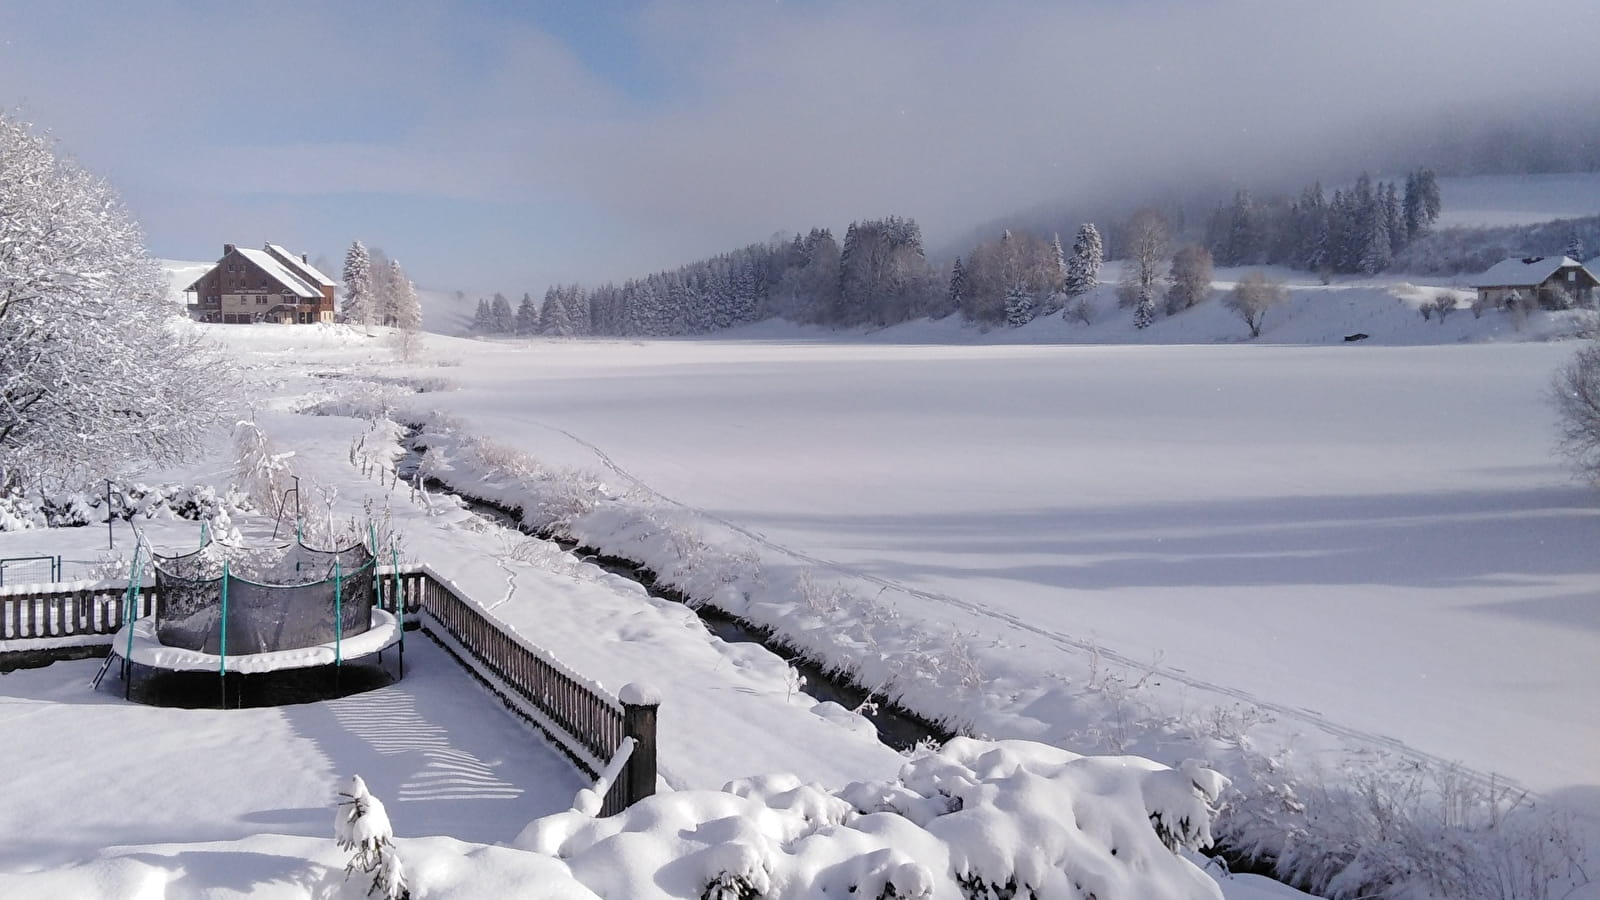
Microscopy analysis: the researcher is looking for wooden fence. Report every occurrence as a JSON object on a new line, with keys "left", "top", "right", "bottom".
{"left": 0, "top": 582, "right": 155, "bottom": 640}
{"left": 1, "top": 566, "right": 657, "bottom": 816}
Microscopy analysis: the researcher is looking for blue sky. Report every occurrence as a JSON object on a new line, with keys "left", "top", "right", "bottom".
{"left": 2, "top": 0, "right": 1596, "bottom": 294}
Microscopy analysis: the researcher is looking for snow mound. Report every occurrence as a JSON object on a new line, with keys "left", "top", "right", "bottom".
{"left": 514, "top": 737, "right": 1227, "bottom": 900}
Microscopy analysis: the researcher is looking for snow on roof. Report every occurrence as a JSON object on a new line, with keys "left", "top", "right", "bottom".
{"left": 1470, "top": 255, "right": 1583, "bottom": 288}
{"left": 266, "top": 243, "right": 337, "bottom": 288}
{"left": 235, "top": 247, "right": 320, "bottom": 299}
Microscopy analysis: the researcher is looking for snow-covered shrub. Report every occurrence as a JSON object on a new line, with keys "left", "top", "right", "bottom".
{"left": 1218, "top": 755, "right": 1592, "bottom": 900}
{"left": 0, "top": 482, "right": 249, "bottom": 533}
{"left": 233, "top": 419, "right": 300, "bottom": 512}
{"left": 335, "top": 775, "right": 409, "bottom": 900}
{"left": 516, "top": 738, "right": 1225, "bottom": 900}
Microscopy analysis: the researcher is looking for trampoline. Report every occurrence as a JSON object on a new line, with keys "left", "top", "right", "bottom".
{"left": 106, "top": 535, "right": 404, "bottom": 706}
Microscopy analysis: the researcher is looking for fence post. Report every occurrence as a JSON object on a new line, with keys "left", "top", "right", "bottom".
{"left": 619, "top": 683, "right": 660, "bottom": 808}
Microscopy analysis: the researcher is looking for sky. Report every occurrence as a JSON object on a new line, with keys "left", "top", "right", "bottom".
{"left": 2, "top": 0, "right": 1597, "bottom": 294}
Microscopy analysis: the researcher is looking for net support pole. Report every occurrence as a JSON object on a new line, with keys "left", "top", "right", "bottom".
{"left": 391, "top": 543, "right": 403, "bottom": 679}
{"left": 334, "top": 559, "right": 343, "bottom": 668}
{"left": 219, "top": 561, "right": 229, "bottom": 708}
{"left": 121, "top": 543, "right": 142, "bottom": 700}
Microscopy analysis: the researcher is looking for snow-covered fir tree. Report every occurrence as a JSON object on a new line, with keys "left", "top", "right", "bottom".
{"left": 0, "top": 112, "right": 232, "bottom": 494}
{"left": 947, "top": 257, "right": 966, "bottom": 311}
{"left": 1004, "top": 284, "right": 1035, "bottom": 327}
{"left": 538, "top": 286, "right": 572, "bottom": 335}
{"left": 1051, "top": 233, "right": 1067, "bottom": 288}
{"left": 1566, "top": 231, "right": 1585, "bottom": 261}
{"left": 1133, "top": 289, "right": 1156, "bottom": 329}
{"left": 472, "top": 298, "right": 493, "bottom": 332}
{"left": 515, "top": 292, "right": 539, "bottom": 335}
{"left": 1065, "top": 223, "right": 1102, "bottom": 299}
{"left": 342, "top": 241, "right": 374, "bottom": 328}
{"left": 489, "top": 293, "right": 514, "bottom": 333}
{"left": 335, "top": 775, "right": 409, "bottom": 900}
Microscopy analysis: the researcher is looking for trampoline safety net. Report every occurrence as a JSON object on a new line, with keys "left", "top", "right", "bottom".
{"left": 153, "top": 540, "right": 375, "bottom": 655}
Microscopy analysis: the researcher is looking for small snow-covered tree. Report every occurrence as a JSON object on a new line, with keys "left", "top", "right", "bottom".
{"left": 1064, "top": 223, "right": 1102, "bottom": 299}
{"left": 342, "top": 241, "right": 375, "bottom": 328}
{"left": 335, "top": 775, "right": 409, "bottom": 900}
{"left": 471, "top": 298, "right": 492, "bottom": 332}
{"left": 1004, "top": 285, "right": 1035, "bottom": 327}
{"left": 0, "top": 112, "right": 232, "bottom": 494}
{"left": 1566, "top": 231, "right": 1585, "bottom": 262}
{"left": 1226, "top": 271, "right": 1287, "bottom": 338}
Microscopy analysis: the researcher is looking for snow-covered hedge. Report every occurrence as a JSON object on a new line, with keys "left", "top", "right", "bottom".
{"left": 517, "top": 738, "right": 1227, "bottom": 900}
{"left": 0, "top": 482, "right": 249, "bottom": 532}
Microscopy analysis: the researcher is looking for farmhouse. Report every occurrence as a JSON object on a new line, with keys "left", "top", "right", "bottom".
{"left": 185, "top": 243, "right": 337, "bottom": 324}
{"left": 1470, "top": 255, "right": 1598, "bottom": 309}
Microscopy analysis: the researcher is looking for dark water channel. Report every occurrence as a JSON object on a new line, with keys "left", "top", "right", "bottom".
{"left": 396, "top": 435, "right": 950, "bottom": 752}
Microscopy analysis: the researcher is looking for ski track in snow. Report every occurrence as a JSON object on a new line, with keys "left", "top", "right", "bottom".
{"left": 534, "top": 420, "right": 1533, "bottom": 797}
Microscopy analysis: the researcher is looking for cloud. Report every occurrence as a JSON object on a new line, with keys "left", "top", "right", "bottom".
{"left": 2, "top": 0, "right": 1596, "bottom": 290}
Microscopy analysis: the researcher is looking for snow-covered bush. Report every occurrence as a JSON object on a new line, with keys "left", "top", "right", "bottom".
{"left": 335, "top": 775, "right": 409, "bottom": 900}
{"left": 516, "top": 738, "right": 1226, "bottom": 900}
{"left": 0, "top": 481, "right": 248, "bottom": 533}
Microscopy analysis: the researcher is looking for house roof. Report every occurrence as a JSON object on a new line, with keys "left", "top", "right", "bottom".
{"left": 1470, "top": 255, "right": 1584, "bottom": 288}
{"left": 235, "top": 248, "right": 321, "bottom": 299}
{"left": 266, "top": 244, "right": 337, "bottom": 289}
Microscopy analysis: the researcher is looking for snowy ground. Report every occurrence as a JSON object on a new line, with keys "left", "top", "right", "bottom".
{"left": 5, "top": 263, "right": 1594, "bottom": 897}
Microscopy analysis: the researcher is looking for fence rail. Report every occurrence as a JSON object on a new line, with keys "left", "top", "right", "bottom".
{"left": 0, "top": 582, "right": 154, "bottom": 640}
{"left": 0, "top": 565, "right": 657, "bottom": 815}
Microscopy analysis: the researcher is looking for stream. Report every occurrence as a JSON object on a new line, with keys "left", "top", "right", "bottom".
{"left": 395, "top": 434, "right": 951, "bottom": 753}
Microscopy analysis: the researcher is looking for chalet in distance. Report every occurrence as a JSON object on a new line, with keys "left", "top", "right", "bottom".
{"left": 186, "top": 243, "right": 337, "bottom": 324}
{"left": 1470, "top": 256, "right": 1598, "bottom": 310}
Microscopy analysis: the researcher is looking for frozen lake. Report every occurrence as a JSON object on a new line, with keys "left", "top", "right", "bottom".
{"left": 427, "top": 337, "right": 1600, "bottom": 800}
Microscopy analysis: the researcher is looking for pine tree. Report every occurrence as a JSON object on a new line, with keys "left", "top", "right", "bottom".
{"left": 1065, "top": 223, "right": 1103, "bottom": 298}
{"left": 1382, "top": 181, "right": 1405, "bottom": 254}
{"left": 538, "top": 286, "right": 570, "bottom": 335}
{"left": 1051, "top": 233, "right": 1067, "bottom": 290}
{"left": 1133, "top": 289, "right": 1156, "bottom": 329}
{"left": 471, "top": 298, "right": 492, "bottom": 332}
{"left": 948, "top": 257, "right": 967, "bottom": 310}
{"left": 1004, "top": 284, "right": 1035, "bottom": 327}
{"left": 489, "top": 293, "right": 514, "bottom": 333}
{"left": 1566, "top": 231, "right": 1584, "bottom": 262}
{"left": 342, "top": 241, "right": 374, "bottom": 328}
{"left": 515, "top": 292, "right": 538, "bottom": 335}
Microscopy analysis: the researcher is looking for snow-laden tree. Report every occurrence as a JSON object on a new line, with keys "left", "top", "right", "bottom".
{"left": 515, "top": 292, "right": 539, "bottom": 335}
{"left": 387, "top": 261, "right": 423, "bottom": 360}
{"left": 1566, "top": 231, "right": 1585, "bottom": 262}
{"left": 342, "top": 241, "right": 374, "bottom": 328}
{"left": 1064, "top": 223, "right": 1102, "bottom": 299}
{"left": 1226, "top": 271, "right": 1287, "bottom": 338}
{"left": 1166, "top": 244, "right": 1214, "bottom": 314}
{"left": 335, "top": 775, "right": 409, "bottom": 900}
{"left": 538, "top": 286, "right": 571, "bottom": 335}
{"left": 471, "top": 297, "right": 492, "bottom": 332}
{"left": 0, "top": 113, "right": 232, "bottom": 494}
{"left": 1004, "top": 284, "right": 1035, "bottom": 327}
{"left": 1119, "top": 209, "right": 1169, "bottom": 315}
{"left": 490, "top": 292, "right": 514, "bottom": 334}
